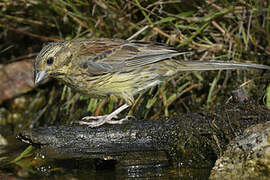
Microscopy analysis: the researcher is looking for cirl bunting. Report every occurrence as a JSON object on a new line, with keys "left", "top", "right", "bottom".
{"left": 34, "top": 39, "right": 270, "bottom": 127}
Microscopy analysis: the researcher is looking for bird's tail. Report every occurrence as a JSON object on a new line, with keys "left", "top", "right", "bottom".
{"left": 176, "top": 60, "right": 270, "bottom": 71}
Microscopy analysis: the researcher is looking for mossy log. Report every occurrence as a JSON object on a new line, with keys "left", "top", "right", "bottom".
{"left": 17, "top": 94, "right": 270, "bottom": 168}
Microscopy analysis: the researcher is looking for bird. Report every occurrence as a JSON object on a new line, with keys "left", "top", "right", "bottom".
{"left": 34, "top": 38, "right": 270, "bottom": 127}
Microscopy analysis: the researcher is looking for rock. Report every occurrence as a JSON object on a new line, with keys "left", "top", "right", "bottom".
{"left": 210, "top": 121, "right": 270, "bottom": 179}
{"left": 0, "top": 60, "right": 34, "bottom": 104}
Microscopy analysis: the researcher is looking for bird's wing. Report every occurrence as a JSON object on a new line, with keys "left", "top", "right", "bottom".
{"left": 76, "top": 39, "right": 184, "bottom": 75}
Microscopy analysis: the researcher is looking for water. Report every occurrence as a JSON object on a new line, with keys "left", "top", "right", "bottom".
{"left": 0, "top": 137, "right": 211, "bottom": 179}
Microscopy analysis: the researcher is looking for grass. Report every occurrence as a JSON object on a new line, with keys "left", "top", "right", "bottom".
{"left": 0, "top": 0, "right": 269, "bottom": 127}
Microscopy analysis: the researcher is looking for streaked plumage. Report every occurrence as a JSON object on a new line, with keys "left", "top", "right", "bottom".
{"left": 34, "top": 38, "right": 270, "bottom": 127}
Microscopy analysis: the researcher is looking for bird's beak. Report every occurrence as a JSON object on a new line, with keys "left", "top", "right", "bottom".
{"left": 34, "top": 70, "right": 47, "bottom": 85}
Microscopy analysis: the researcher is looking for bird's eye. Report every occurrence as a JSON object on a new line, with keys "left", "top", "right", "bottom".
{"left": 46, "top": 57, "right": 54, "bottom": 65}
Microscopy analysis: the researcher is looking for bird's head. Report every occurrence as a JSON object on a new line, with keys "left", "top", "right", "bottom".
{"left": 34, "top": 42, "right": 73, "bottom": 85}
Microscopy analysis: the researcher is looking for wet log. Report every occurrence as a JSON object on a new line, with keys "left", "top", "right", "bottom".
{"left": 17, "top": 96, "right": 270, "bottom": 167}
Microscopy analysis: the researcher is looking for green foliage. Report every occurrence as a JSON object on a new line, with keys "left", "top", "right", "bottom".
{"left": 0, "top": 0, "right": 269, "bottom": 125}
{"left": 11, "top": 145, "right": 35, "bottom": 163}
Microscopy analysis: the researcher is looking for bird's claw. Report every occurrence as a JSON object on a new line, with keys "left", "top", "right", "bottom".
{"left": 82, "top": 115, "right": 118, "bottom": 121}
{"left": 72, "top": 114, "right": 134, "bottom": 128}
{"left": 71, "top": 104, "right": 131, "bottom": 127}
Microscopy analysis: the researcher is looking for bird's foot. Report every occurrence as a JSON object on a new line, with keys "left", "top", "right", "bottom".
{"left": 74, "top": 115, "right": 135, "bottom": 127}
{"left": 72, "top": 104, "right": 132, "bottom": 128}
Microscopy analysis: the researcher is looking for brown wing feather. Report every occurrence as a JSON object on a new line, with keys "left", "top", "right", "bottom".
{"left": 78, "top": 38, "right": 126, "bottom": 57}
{"left": 76, "top": 39, "right": 184, "bottom": 75}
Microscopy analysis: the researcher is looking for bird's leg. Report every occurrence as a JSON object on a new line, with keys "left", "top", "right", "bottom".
{"left": 75, "top": 104, "right": 131, "bottom": 127}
